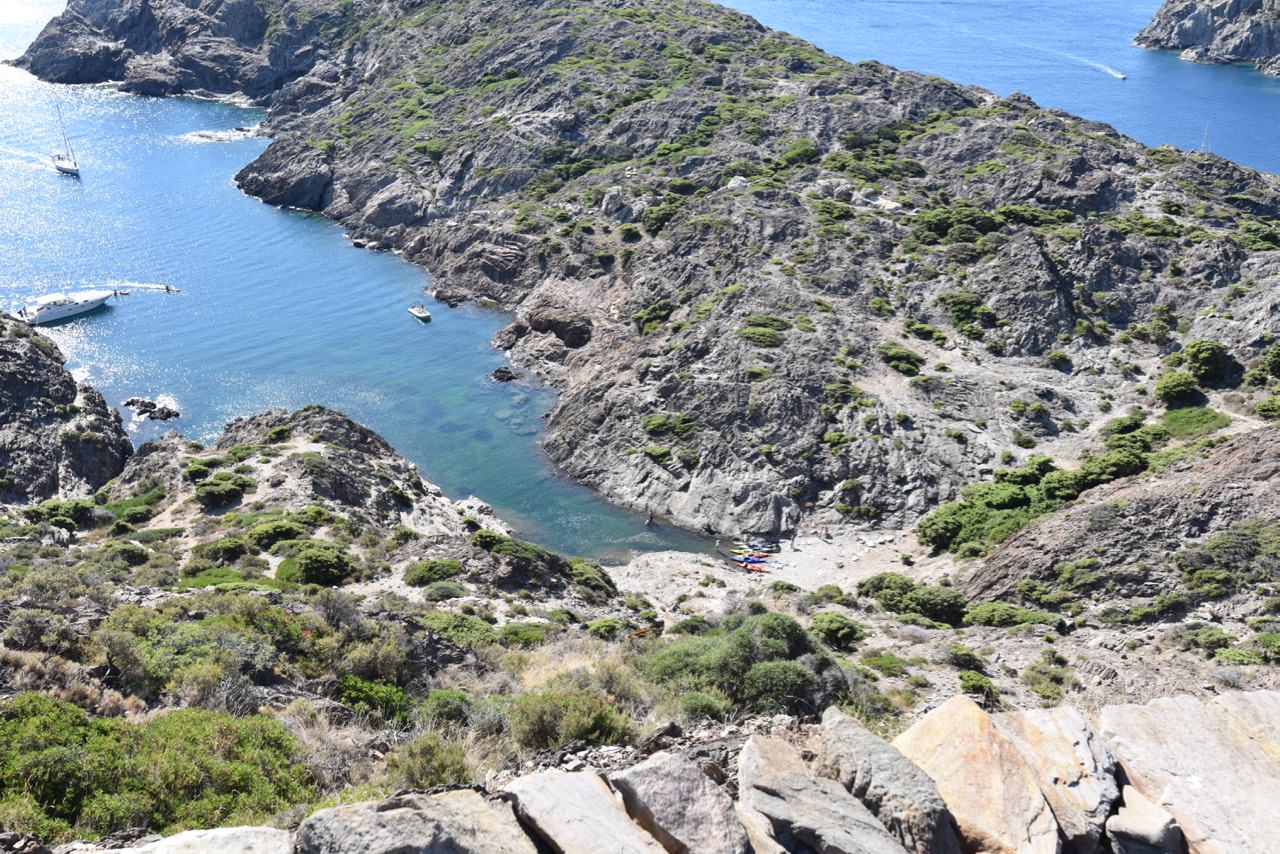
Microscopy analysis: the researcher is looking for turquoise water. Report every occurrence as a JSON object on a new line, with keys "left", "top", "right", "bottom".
{"left": 3, "top": 0, "right": 1280, "bottom": 559}
{"left": 0, "top": 2, "right": 707, "bottom": 561}
{"left": 727, "top": 0, "right": 1280, "bottom": 173}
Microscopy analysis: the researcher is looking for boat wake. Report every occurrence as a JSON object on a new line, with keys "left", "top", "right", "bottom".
{"left": 1061, "top": 52, "right": 1127, "bottom": 79}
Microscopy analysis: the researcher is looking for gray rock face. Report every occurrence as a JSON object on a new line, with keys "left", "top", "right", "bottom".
{"left": 818, "top": 707, "right": 962, "bottom": 854}
{"left": 0, "top": 316, "right": 131, "bottom": 502}
{"left": 106, "top": 827, "right": 292, "bottom": 854}
{"left": 24, "top": 0, "right": 1280, "bottom": 537}
{"left": 505, "top": 769, "right": 666, "bottom": 853}
{"left": 1138, "top": 0, "right": 1280, "bottom": 76}
{"left": 1105, "top": 786, "right": 1184, "bottom": 854}
{"left": 608, "top": 751, "right": 750, "bottom": 854}
{"left": 1099, "top": 690, "right": 1280, "bottom": 853}
{"left": 295, "top": 790, "right": 536, "bottom": 854}
{"left": 737, "top": 734, "right": 906, "bottom": 854}
{"left": 992, "top": 706, "right": 1119, "bottom": 854}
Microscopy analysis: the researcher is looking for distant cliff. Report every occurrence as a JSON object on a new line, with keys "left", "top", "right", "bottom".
{"left": 18, "top": 0, "right": 1280, "bottom": 537}
{"left": 1138, "top": 0, "right": 1280, "bottom": 75}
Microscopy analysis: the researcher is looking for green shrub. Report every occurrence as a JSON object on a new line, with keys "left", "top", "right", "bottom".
{"left": 245, "top": 521, "right": 306, "bottom": 550}
{"left": 0, "top": 694, "right": 311, "bottom": 841}
{"left": 861, "top": 651, "right": 908, "bottom": 677}
{"left": 877, "top": 342, "right": 925, "bottom": 375}
{"left": 902, "top": 586, "right": 967, "bottom": 626}
{"left": 336, "top": 675, "right": 412, "bottom": 724}
{"left": 404, "top": 558, "right": 464, "bottom": 586}
{"left": 498, "top": 621, "right": 551, "bottom": 648}
{"left": 1256, "top": 395, "right": 1280, "bottom": 420}
{"left": 561, "top": 558, "right": 616, "bottom": 597}
{"left": 963, "top": 602, "right": 1060, "bottom": 628}
{"left": 808, "top": 612, "right": 867, "bottom": 650}
{"left": 669, "top": 615, "right": 713, "bottom": 635}
{"left": 1214, "top": 647, "right": 1262, "bottom": 665}
{"left": 275, "top": 544, "right": 356, "bottom": 586}
{"left": 1177, "top": 340, "right": 1238, "bottom": 385}
{"left": 742, "top": 661, "right": 816, "bottom": 713}
{"left": 509, "top": 691, "right": 629, "bottom": 750}
{"left": 422, "top": 581, "right": 467, "bottom": 601}
{"left": 385, "top": 731, "right": 469, "bottom": 788}
{"left": 1188, "top": 625, "right": 1234, "bottom": 653}
{"left": 944, "top": 643, "right": 985, "bottom": 671}
{"left": 678, "top": 690, "right": 728, "bottom": 721}
{"left": 1160, "top": 406, "right": 1229, "bottom": 439}
{"left": 420, "top": 612, "right": 496, "bottom": 646}
{"left": 1154, "top": 370, "right": 1198, "bottom": 407}
{"left": 421, "top": 690, "right": 471, "bottom": 727}
{"left": 737, "top": 326, "right": 785, "bottom": 348}
{"left": 959, "top": 670, "right": 998, "bottom": 704}
{"left": 587, "top": 617, "right": 624, "bottom": 639}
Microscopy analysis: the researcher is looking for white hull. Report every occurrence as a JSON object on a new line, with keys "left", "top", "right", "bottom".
{"left": 54, "top": 162, "right": 80, "bottom": 176}
{"left": 17, "top": 291, "right": 112, "bottom": 325}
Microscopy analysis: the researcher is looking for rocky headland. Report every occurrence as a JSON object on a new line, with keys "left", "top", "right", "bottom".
{"left": 1139, "top": 0, "right": 1280, "bottom": 75}
{"left": 18, "top": 0, "right": 1280, "bottom": 537}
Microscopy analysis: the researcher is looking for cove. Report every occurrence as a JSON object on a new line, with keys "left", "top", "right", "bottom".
{"left": 726, "top": 0, "right": 1280, "bottom": 174}
{"left": 0, "top": 4, "right": 707, "bottom": 562}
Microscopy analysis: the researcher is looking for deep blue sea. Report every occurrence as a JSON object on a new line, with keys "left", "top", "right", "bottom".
{"left": 2, "top": 0, "right": 1278, "bottom": 557}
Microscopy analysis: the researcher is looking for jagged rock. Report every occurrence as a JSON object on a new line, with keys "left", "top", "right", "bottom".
{"left": 737, "top": 735, "right": 906, "bottom": 854}
{"left": 1099, "top": 690, "right": 1280, "bottom": 852}
{"left": 295, "top": 790, "right": 535, "bottom": 854}
{"left": 505, "top": 769, "right": 665, "bottom": 852}
{"left": 103, "top": 827, "right": 292, "bottom": 853}
{"left": 893, "top": 696, "right": 1062, "bottom": 854}
{"left": 608, "top": 750, "right": 749, "bottom": 854}
{"left": 992, "top": 706, "right": 1119, "bottom": 854}
{"left": 0, "top": 316, "right": 131, "bottom": 502}
{"left": 1138, "top": 0, "right": 1280, "bottom": 75}
{"left": 1105, "top": 786, "right": 1184, "bottom": 854}
{"left": 123, "top": 398, "right": 180, "bottom": 421}
{"left": 818, "top": 707, "right": 962, "bottom": 854}
{"left": 490, "top": 366, "right": 520, "bottom": 382}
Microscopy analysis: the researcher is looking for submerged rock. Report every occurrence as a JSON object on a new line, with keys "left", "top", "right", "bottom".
{"left": 123, "top": 397, "right": 180, "bottom": 421}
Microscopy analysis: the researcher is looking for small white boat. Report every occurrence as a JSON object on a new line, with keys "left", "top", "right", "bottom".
{"left": 52, "top": 103, "right": 80, "bottom": 177}
{"left": 408, "top": 304, "right": 432, "bottom": 322}
{"left": 16, "top": 290, "right": 114, "bottom": 325}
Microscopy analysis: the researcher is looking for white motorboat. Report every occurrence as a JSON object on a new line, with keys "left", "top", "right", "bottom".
{"left": 408, "top": 304, "right": 432, "bottom": 322}
{"left": 52, "top": 102, "right": 80, "bottom": 177}
{"left": 16, "top": 290, "right": 114, "bottom": 325}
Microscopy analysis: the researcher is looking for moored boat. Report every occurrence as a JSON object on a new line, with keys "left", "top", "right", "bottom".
{"left": 16, "top": 290, "right": 114, "bottom": 325}
{"left": 408, "top": 304, "right": 432, "bottom": 321}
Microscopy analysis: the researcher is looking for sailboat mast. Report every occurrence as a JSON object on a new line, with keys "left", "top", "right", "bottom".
{"left": 55, "top": 102, "right": 74, "bottom": 162}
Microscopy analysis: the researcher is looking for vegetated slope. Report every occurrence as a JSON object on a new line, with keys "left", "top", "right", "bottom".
{"left": 19, "top": 0, "right": 1280, "bottom": 539}
{"left": 1138, "top": 0, "right": 1280, "bottom": 75}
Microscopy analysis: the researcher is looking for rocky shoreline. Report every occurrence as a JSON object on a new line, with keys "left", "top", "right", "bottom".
{"left": 1138, "top": 0, "right": 1280, "bottom": 76}
{"left": 18, "top": 0, "right": 1280, "bottom": 537}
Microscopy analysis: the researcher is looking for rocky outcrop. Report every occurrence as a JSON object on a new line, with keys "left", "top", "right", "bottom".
{"left": 22, "top": 0, "right": 1280, "bottom": 536}
{"left": 55, "top": 690, "right": 1280, "bottom": 854}
{"left": 965, "top": 427, "right": 1280, "bottom": 608}
{"left": 608, "top": 751, "right": 750, "bottom": 854}
{"left": 0, "top": 316, "right": 130, "bottom": 502}
{"left": 1138, "top": 0, "right": 1280, "bottom": 76}
{"left": 1100, "top": 690, "right": 1280, "bottom": 852}
{"left": 992, "top": 707, "right": 1119, "bottom": 854}
{"left": 817, "top": 707, "right": 963, "bottom": 854}
{"left": 294, "top": 790, "right": 535, "bottom": 854}
{"left": 893, "top": 696, "right": 1063, "bottom": 854}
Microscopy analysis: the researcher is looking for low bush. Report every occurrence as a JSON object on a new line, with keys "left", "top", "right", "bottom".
{"left": 742, "top": 661, "right": 816, "bottom": 713}
{"left": 336, "top": 675, "right": 412, "bottom": 724}
{"left": 420, "top": 612, "right": 496, "bottom": 646}
{"left": 275, "top": 544, "right": 356, "bottom": 586}
{"left": 420, "top": 690, "right": 470, "bottom": 727}
{"left": 0, "top": 693, "right": 312, "bottom": 841}
{"left": 808, "top": 612, "right": 867, "bottom": 649}
{"left": 678, "top": 690, "right": 729, "bottom": 721}
{"left": 587, "top": 617, "right": 624, "bottom": 639}
{"left": 384, "top": 732, "right": 469, "bottom": 789}
{"left": 404, "top": 558, "right": 464, "bottom": 586}
{"left": 963, "top": 602, "right": 1061, "bottom": 628}
{"left": 509, "top": 691, "right": 629, "bottom": 751}
{"left": 959, "top": 670, "right": 998, "bottom": 704}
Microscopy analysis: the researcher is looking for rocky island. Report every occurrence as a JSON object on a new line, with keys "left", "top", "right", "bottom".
{"left": 1138, "top": 0, "right": 1280, "bottom": 75}
{"left": 4, "top": 0, "right": 1280, "bottom": 851}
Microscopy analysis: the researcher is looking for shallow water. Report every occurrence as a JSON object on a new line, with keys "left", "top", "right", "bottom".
{"left": 0, "top": 2, "right": 708, "bottom": 561}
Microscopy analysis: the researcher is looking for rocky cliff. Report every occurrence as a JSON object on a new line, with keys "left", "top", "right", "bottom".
{"left": 0, "top": 315, "right": 130, "bottom": 503}
{"left": 18, "top": 0, "right": 1280, "bottom": 536}
{"left": 1138, "top": 0, "right": 1280, "bottom": 75}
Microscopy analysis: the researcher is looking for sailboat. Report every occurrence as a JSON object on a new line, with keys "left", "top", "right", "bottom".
{"left": 52, "top": 102, "right": 79, "bottom": 177}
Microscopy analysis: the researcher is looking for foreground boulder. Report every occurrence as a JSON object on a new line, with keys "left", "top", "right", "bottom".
{"left": 893, "top": 696, "right": 1062, "bottom": 854}
{"left": 1104, "top": 786, "right": 1184, "bottom": 854}
{"left": 1100, "top": 690, "right": 1280, "bottom": 853}
{"left": 737, "top": 735, "right": 907, "bottom": 854}
{"left": 295, "top": 790, "right": 535, "bottom": 854}
{"left": 992, "top": 706, "right": 1118, "bottom": 854}
{"left": 106, "top": 827, "right": 292, "bottom": 853}
{"left": 506, "top": 769, "right": 665, "bottom": 852}
{"left": 608, "top": 751, "right": 750, "bottom": 854}
{"left": 817, "top": 707, "right": 962, "bottom": 854}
